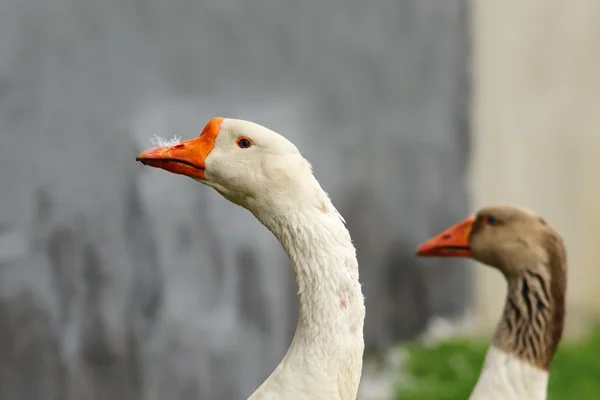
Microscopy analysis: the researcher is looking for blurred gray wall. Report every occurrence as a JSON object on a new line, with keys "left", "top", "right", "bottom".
{"left": 0, "top": 0, "right": 469, "bottom": 399}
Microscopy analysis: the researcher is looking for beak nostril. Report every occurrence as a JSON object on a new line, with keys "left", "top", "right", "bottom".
{"left": 172, "top": 144, "right": 185, "bottom": 149}
{"left": 441, "top": 233, "right": 451, "bottom": 240}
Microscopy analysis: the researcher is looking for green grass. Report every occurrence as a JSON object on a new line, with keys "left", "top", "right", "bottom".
{"left": 394, "top": 333, "right": 600, "bottom": 400}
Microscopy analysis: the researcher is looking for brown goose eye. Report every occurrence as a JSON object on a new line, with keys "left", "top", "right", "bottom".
{"left": 485, "top": 216, "right": 498, "bottom": 226}
{"left": 236, "top": 137, "right": 253, "bottom": 149}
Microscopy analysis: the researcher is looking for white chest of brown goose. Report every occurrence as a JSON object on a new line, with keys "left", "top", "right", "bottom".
{"left": 417, "top": 205, "right": 567, "bottom": 400}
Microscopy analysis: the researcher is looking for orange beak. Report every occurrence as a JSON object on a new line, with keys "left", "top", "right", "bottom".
{"left": 135, "top": 117, "right": 222, "bottom": 180}
{"left": 416, "top": 216, "right": 475, "bottom": 258}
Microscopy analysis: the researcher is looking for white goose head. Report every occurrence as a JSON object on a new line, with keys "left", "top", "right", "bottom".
{"left": 136, "top": 117, "right": 314, "bottom": 211}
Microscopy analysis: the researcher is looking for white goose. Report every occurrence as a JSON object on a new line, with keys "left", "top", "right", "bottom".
{"left": 416, "top": 205, "right": 567, "bottom": 400}
{"left": 136, "top": 117, "right": 365, "bottom": 400}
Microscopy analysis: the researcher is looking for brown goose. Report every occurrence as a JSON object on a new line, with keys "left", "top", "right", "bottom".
{"left": 416, "top": 205, "right": 567, "bottom": 400}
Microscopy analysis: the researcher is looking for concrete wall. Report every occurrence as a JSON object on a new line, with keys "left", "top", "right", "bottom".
{"left": 471, "top": 0, "right": 600, "bottom": 339}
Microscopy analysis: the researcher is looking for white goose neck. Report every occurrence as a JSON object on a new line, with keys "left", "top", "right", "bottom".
{"left": 247, "top": 185, "right": 365, "bottom": 400}
{"left": 269, "top": 207, "right": 361, "bottom": 321}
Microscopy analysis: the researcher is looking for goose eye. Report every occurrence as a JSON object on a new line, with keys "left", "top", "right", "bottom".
{"left": 485, "top": 216, "right": 498, "bottom": 226}
{"left": 236, "top": 137, "right": 253, "bottom": 149}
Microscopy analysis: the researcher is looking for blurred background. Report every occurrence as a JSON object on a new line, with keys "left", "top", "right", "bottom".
{"left": 0, "top": 0, "right": 599, "bottom": 399}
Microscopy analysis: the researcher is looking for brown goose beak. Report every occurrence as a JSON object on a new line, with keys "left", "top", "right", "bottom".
{"left": 416, "top": 216, "right": 475, "bottom": 257}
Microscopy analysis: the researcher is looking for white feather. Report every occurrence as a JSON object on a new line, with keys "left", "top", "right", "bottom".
{"left": 149, "top": 133, "right": 181, "bottom": 148}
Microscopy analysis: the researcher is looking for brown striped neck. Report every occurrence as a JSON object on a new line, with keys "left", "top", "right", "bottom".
{"left": 492, "top": 233, "right": 567, "bottom": 371}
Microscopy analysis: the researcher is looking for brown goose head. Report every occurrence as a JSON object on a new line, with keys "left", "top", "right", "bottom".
{"left": 416, "top": 205, "right": 565, "bottom": 280}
